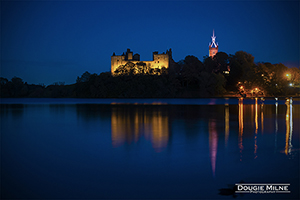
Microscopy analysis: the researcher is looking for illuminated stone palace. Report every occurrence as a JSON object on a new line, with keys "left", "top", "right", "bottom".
{"left": 209, "top": 30, "right": 218, "bottom": 57}
{"left": 111, "top": 30, "right": 218, "bottom": 74}
{"left": 111, "top": 48, "right": 172, "bottom": 75}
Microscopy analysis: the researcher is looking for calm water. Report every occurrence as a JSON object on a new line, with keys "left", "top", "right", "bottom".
{"left": 1, "top": 98, "right": 299, "bottom": 199}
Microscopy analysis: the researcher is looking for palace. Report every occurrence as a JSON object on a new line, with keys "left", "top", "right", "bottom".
{"left": 111, "top": 30, "right": 219, "bottom": 74}
{"left": 111, "top": 48, "right": 172, "bottom": 75}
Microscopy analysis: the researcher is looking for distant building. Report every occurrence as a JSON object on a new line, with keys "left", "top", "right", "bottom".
{"left": 209, "top": 30, "right": 218, "bottom": 57}
{"left": 111, "top": 48, "right": 172, "bottom": 75}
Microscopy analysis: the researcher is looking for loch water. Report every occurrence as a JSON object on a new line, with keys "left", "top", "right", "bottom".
{"left": 1, "top": 98, "right": 299, "bottom": 199}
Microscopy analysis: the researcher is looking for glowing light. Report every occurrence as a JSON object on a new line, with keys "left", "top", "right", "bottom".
{"left": 286, "top": 73, "right": 291, "bottom": 81}
{"left": 210, "top": 30, "right": 218, "bottom": 48}
{"left": 289, "top": 83, "right": 293, "bottom": 87}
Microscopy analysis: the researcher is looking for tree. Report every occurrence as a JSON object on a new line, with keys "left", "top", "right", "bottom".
{"left": 214, "top": 52, "right": 229, "bottom": 73}
{"left": 181, "top": 55, "right": 203, "bottom": 89}
{"left": 10, "top": 77, "right": 28, "bottom": 97}
{"left": 76, "top": 71, "right": 91, "bottom": 83}
{"left": 203, "top": 56, "right": 215, "bottom": 73}
{"left": 198, "top": 72, "right": 226, "bottom": 96}
{"left": 0, "top": 77, "right": 8, "bottom": 85}
{"left": 225, "top": 56, "right": 243, "bottom": 91}
{"left": 114, "top": 62, "right": 136, "bottom": 76}
{"left": 135, "top": 62, "right": 149, "bottom": 74}
{"left": 288, "top": 67, "right": 300, "bottom": 85}
{"left": 11, "top": 77, "right": 24, "bottom": 85}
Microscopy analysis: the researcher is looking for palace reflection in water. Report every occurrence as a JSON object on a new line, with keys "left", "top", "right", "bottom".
{"left": 111, "top": 106, "right": 169, "bottom": 152}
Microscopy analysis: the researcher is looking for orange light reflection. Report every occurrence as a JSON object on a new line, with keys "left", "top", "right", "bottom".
{"left": 238, "top": 98, "right": 244, "bottom": 161}
{"left": 111, "top": 107, "right": 169, "bottom": 152}
{"left": 225, "top": 105, "right": 229, "bottom": 147}
{"left": 261, "top": 104, "right": 264, "bottom": 134}
{"left": 254, "top": 98, "right": 258, "bottom": 159}
{"left": 285, "top": 99, "right": 293, "bottom": 155}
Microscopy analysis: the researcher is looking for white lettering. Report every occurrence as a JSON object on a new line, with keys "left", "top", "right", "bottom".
{"left": 266, "top": 185, "right": 273, "bottom": 190}
{"left": 235, "top": 183, "right": 290, "bottom": 194}
{"left": 237, "top": 185, "right": 244, "bottom": 191}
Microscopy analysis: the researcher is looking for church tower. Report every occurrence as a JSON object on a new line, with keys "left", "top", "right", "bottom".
{"left": 209, "top": 30, "right": 218, "bottom": 57}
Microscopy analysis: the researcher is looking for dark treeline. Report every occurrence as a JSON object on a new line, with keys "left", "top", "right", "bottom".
{"left": 1, "top": 51, "right": 300, "bottom": 98}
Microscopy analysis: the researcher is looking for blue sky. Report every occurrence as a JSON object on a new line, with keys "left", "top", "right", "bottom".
{"left": 1, "top": 0, "right": 299, "bottom": 85}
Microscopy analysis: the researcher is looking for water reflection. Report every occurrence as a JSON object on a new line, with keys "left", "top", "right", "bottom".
{"left": 225, "top": 105, "right": 229, "bottom": 147}
{"left": 254, "top": 98, "right": 258, "bottom": 159}
{"left": 285, "top": 98, "right": 293, "bottom": 155}
{"left": 255, "top": 98, "right": 258, "bottom": 132}
{"left": 238, "top": 98, "right": 244, "bottom": 161}
{"left": 0, "top": 104, "right": 24, "bottom": 119}
{"left": 74, "top": 101, "right": 297, "bottom": 163}
{"left": 1, "top": 99, "right": 299, "bottom": 199}
{"left": 111, "top": 106, "right": 169, "bottom": 152}
{"left": 209, "top": 119, "right": 218, "bottom": 177}
{"left": 261, "top": 103, "right": 264, "bottom": 133}
{"left": 274, "top": 101, "right": 278, "bottom": 153}
{"left": 237, "top": 98, "right": 298, "bottom": 161}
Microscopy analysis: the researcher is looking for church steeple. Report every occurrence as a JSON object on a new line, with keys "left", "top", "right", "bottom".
{"left": 209, "top": 29, "right": 218, "bottom": 57}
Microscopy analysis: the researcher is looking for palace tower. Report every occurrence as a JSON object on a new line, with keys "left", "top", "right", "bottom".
{"left": 209, "top": 30, "right": 218, "bottom": 57}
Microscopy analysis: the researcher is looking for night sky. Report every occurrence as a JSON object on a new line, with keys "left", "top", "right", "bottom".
{"left": 1, "top": 0, "right": 299, "bottom": 85}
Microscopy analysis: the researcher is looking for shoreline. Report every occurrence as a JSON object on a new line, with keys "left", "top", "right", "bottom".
{"left": 1, "top": 97, "right": 299, "bottom": 105}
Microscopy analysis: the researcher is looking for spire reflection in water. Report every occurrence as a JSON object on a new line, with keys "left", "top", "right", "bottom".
{"left": 209, "top": 119, "right": 218, "bottom": 177}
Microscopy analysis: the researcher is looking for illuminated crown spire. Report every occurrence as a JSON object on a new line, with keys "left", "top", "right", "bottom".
{"left": 209, "top": 29, "right": 218, "bottom": 57}
{"left": 209, "top": 29, "right": 218, "bottom": 48}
